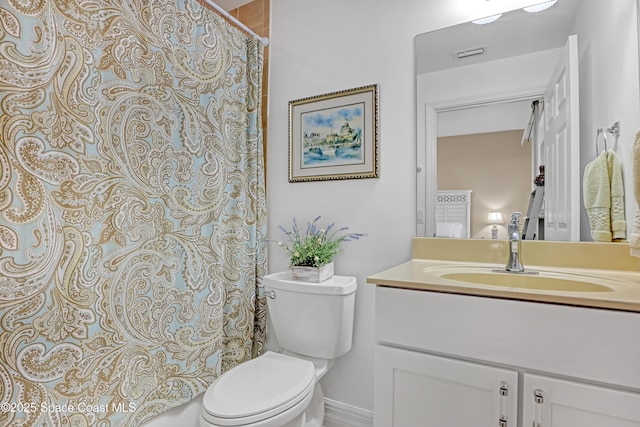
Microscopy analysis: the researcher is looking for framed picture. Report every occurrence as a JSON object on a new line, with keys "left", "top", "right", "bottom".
{"left": 288, "top": 84, "right": 379, "bottom": 182}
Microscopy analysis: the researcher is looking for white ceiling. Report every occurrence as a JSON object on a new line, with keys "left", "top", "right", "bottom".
{"left": 415, "top": 0, "right": 580, "bottom": 75}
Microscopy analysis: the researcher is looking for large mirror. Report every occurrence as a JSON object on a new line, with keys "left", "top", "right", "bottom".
{"left": 416, "top": 0, "right": 640, "bottom": 242}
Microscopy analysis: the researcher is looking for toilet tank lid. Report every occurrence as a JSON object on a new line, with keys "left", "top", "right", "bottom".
{"left": 263, "top": 272, "right": 357, "bottom": 295}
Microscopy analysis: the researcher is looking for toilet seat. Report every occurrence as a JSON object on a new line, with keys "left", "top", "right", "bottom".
{"left": 202, "top": 352, "right": 315, "bottom": 426}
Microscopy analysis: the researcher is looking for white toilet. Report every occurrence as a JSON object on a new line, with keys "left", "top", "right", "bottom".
{"left": 200, "top": 271, "right": 357, "bottom": 427}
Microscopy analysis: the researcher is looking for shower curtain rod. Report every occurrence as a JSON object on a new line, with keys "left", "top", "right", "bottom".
{"left": 202, "top": 0, "right": 270, "bottom": 46}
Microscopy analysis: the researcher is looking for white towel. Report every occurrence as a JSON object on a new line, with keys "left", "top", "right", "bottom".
{"left": 583, "top": 149, "right": 626, "bottom": 242}
{"left": 583, "top": 151, "right": 611, "bottom": 241}
{"left": 436, "top": 222, "right": 463, "bottom": 238}
{"left": 630, "top": 132, "right": 640, "bottom": 256}
{"left": 607, "top": 150, "right": 626, "bottom": 240}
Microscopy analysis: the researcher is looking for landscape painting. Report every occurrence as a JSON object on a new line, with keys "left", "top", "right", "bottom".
{"left": 289, "top": 84, "right": 379, "bottom": 182}
{"left": 301, "top": 104, "right": 364, "bottom": 167}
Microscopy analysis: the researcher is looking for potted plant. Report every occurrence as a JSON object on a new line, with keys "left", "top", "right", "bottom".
{"left": 276, "top": 216, "right": 364, "bottom": 282}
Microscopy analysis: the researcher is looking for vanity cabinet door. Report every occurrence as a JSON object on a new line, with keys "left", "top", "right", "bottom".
{"left": 375, "top": 345, "right": 518, "bottom": 427}
{"left": 523, "top": 374, "right": 640, "bottom": 427}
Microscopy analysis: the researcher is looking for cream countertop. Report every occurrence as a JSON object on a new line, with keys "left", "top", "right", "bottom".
{"left": 367, "top": 238, "right": 640, "bottom": 312}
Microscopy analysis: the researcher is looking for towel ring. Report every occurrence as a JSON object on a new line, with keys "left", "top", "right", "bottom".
{"left": 606, "top": 121, "right": 621, "bottom": 148}
{"left": 606, "top": 121, "right": 620, "bottom": 139}
{"left": 595, "top": 128, "right": 608, "bottom": 153}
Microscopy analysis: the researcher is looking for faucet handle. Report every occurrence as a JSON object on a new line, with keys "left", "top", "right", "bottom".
{"left": 510, "top": 212, "right": 521, "bottom": 224}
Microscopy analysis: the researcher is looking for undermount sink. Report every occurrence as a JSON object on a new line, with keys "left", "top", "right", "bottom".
{"left": 423, "top": 266, "right": 630, "bottom": 293}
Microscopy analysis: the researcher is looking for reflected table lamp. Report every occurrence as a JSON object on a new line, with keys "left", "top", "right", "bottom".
{"left": 488, "top": 211, "right": 504, "bottom": 239}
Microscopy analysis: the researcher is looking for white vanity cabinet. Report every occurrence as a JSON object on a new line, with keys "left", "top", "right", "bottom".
{"left": 376, "top": 346, "right": 518, "bottom": 426}
{"left": 373, "top": 286, "right": 640, "bottom": 427}
{"left": 521, "top": 374, "right": 640, "bottom": 427}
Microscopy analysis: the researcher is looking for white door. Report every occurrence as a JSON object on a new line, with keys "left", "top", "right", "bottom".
{"left": 523, "top": 374, "right": 640, "bottom": 426}
{"left": 375, "top": 345, "right": 518, "bottom": 427}
{"left": 543, "top": 34, "right": 580, "bottom": 241}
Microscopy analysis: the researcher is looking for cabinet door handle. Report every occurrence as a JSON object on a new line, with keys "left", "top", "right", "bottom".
{"left": 533, "top": 389, "right": 544, "bottom": 427}
{"left": 499, "top": 381, "right": 508, "bottom": 427}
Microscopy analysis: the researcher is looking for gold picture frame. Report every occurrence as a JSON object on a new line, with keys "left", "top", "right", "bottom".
{"left": 288, "top": 84, "right": 379, "bottom": 182}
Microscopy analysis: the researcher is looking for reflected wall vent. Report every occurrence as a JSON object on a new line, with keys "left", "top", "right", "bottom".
{"left": 454, "top": 46, "right": 487, "bottom": 60}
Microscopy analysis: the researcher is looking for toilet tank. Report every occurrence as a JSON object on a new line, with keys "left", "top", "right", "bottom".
{"left": 263, "top": 272, "right": 357, "bottom": 360}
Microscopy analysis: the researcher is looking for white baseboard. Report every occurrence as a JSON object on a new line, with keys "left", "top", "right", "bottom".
{"left": 322, "top": 398, "right": 373, "bottom": 427}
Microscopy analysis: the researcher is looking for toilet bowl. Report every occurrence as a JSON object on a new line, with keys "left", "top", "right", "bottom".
{"left": 200, "top": 352, "right": 315, "bottom": 427}
{"left": 200, "top": 273, "right": 357, "bottom": 427}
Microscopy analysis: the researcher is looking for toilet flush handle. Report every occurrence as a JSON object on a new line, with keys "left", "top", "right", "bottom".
{"left": 264, "top": 290, "right": 276, "bottom": 299}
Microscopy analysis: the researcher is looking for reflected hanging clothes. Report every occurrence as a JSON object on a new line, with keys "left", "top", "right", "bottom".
{"left": 583, "top": 150, "right": 626, "bottom": 241}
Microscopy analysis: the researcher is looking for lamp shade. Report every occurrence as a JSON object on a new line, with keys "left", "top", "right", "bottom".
{"left": 488, "top": 211, "right": 504, "bottom": 225}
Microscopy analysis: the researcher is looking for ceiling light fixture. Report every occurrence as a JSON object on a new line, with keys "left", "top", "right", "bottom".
{"left": 523, "top": 0, "right": 558, "bottom": 13}
{"left": 472, "top": 14, "right": 502, "bottom": 25}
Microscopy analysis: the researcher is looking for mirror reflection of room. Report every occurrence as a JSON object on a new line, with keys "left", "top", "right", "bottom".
{"left": 416, "top": 0, "right": 640, "bottom": 242}
{"left": 436, "top": 101, "right": 534, "bottom": 240}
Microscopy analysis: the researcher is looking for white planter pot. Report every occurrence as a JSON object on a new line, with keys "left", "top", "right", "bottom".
{"left": 290, "top": 262, "right": 334, "bottom": 282}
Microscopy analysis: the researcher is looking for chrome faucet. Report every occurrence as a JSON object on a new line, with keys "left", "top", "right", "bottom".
{"left": 505, "top": 212, "right": 525, "bottom": 273}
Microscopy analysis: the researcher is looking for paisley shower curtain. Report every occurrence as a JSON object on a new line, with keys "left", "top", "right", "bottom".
{"left": 0, "top": 0, "right": 267, "bottom": 425}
